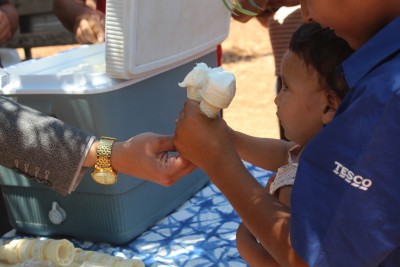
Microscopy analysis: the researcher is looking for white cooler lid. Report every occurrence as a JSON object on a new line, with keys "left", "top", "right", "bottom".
{"left": 105, "top": 0, "right": 230, "bottom": 79}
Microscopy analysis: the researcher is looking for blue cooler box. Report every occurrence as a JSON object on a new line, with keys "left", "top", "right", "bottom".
{"left": 0, "top": 44, "right": 218, "bottom": 244}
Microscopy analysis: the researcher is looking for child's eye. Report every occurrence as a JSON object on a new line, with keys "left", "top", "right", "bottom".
{"left": 281, "top": 82, "right": 289, "bottom": 92}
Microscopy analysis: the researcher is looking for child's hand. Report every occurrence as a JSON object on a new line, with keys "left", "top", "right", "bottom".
{"left": 174, "top": 100, "right": 237, "bottom": 174}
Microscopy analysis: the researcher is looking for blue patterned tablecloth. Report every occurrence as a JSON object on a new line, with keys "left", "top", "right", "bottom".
{"left": 1, "top": 162, "right": 273, "bottom": 267}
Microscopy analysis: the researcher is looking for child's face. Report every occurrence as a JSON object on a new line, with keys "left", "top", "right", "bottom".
{"left": 300, "top": 0, "right": 387, "bottom": 49}
{"left": 275, "top": 51, "right": 329, "bottom": 146}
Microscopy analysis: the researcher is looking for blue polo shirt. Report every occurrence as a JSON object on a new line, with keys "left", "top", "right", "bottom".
{"left": 291, "top": 17, "right": 400, "bottom": 267}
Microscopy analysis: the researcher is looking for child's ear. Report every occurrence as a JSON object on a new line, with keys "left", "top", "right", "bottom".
{"left": 322, "top": 92, "right": 341, "bottom": 125}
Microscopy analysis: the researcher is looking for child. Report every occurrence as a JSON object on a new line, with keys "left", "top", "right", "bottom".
{"left": 234, "top": 22, "right": 353, "bottom": 266}
{"left": 175, "top": 0, "right": 400, "bottom": 265}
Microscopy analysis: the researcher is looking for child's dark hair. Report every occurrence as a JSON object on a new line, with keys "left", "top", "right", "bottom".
{"left": 289, "top": 22, "right": 354, "bottom": 99}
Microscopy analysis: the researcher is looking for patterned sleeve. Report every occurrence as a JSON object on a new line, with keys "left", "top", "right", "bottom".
{"left": 0, "top": 97, "right": 95, "bottom": 195}
{"left": 269, "top": 163, "right": 298, "bottom": 195}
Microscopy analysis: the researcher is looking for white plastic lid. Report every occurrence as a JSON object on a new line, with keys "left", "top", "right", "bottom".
{"left": 105, "top": 0, "right": 230, "bottom": 79}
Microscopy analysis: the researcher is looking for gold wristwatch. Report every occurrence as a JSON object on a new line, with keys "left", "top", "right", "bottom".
{"left": 91, "top": 136, "right": 118, "bottom": 185}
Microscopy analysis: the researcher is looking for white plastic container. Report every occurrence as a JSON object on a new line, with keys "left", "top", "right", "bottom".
{"left": 105, "top": 0, "right": 230, "bottom": 79}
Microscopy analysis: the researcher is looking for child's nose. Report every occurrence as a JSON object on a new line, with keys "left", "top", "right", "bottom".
{"left": 274, "top": 93, "right": 280, "bottom": 106}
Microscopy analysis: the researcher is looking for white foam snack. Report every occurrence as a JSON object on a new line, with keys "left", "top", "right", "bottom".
{"left": 178, "top": 62, "right": 210, "bottom": 101}
{"left": 0, "top": 238, "right": 144, "bottom": 267}
{"left": 178, "top": 63, "right": 236, "bottom": 118}
{"left": 0, "top": 238, "right": 74, "bottom": 266}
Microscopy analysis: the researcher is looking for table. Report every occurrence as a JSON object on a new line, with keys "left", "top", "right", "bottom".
{"left": 1, "top": 162, "right": 273, "bottom": 267}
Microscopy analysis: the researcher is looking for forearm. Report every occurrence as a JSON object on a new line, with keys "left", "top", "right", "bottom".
{"left": 237, "top": 224, "right": 280, "bottom": 267}
{"left": 207, "top": 153, "right": 306, "bottom": 267}
{"left": 231, "top": 129, "right": 293, "bottom": 171}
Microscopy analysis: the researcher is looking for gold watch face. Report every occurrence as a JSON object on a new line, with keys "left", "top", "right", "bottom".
{"left": 91, "top": 168, "right": 118, "bottom": 185}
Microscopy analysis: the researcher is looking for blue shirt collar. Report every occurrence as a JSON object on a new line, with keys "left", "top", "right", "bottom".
{"left": 342, "top": 16, "right": 400, "bottom": 88}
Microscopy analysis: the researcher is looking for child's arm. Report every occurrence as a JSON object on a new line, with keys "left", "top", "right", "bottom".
{"left": 175, "top": 100, "right": 307, "bottom": 266}
{"left": 267, "top": 174, "right": 293, "bottom": 208}
{"left": 230, "top": 129, "right": 296, "bottom": 172}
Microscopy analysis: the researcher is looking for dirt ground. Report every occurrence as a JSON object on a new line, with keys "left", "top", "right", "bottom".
{"left": 222, "top": 19, "right": 279, "bottom": 138}
{"left": 18, "top": 18, "right": 279, "bottom": 139}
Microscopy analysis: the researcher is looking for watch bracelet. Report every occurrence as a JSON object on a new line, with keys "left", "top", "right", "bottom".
{"left": 96, "top": 137, "right": 116, "bottom": 168}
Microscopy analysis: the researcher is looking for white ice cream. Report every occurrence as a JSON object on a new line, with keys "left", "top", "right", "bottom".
{"left": 200, "top": 70, "right": 236, "bottom": 117}
{"left": 178, "top": 62, "right": 210, "bottom": 101}
{"left": 178, "top": 62, "right": 236, "bottom": 118}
